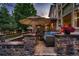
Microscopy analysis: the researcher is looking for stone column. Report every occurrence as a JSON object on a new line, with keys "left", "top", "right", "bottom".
{"left": 72, "top": 3, "right": 75, "bottom": 27}
{"left": 56, "top": 4, "right": 59, "bottom": 30}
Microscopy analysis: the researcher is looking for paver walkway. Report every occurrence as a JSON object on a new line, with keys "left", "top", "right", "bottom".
{"left": 34, "top": 40, "right": 57, "bottom": 56}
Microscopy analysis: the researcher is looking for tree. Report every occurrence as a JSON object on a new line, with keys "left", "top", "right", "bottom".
{"left": 0, "top": 5, "right": 17, "bottom": 31}
{"left": 0, "top": 5, "right": 10, "bottom": 30}
{"left": 8, "top": 16, "right": 17, "bottom": 30}
{"left": 13, "top": 3, "right": 36, "bottom": 31}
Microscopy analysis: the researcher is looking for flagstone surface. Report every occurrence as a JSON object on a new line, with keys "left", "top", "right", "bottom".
{"left": 34, "top": 40, "right": 57, "bottom": 56}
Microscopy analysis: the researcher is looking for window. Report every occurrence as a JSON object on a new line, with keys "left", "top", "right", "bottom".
{"left": 77, "top": 18, "right": 79, "bottom": 27}
{"left": 58, "top": 11, "right": 61, "bottom": 18}
{"left": 58, "top": 19, "right": 61, "bottom": 25}
{"left": 77, "top": 12, "right": 79, "bottom": 27}
{"left": 74, "top": 11, "right": 79, "bottom": 28}
{"left": 63, "top": 13, "right": 72, "bottom": 25}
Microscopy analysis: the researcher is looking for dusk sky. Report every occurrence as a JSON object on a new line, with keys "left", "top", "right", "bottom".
{"left": 5, "top": 4, "right": 15, "bottom": 15}
{"left": 5, "top": 3, "right": 52, "bottom": 17}
{"left": 34, "top": 3, "right": 52, "bottom": 17}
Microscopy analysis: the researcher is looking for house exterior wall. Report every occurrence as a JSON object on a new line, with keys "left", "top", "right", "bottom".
{"left": 49, "top": 3, "right": 79, "bottom": 31}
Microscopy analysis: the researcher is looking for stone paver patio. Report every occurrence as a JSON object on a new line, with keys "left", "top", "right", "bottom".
{"left": 34, "top": 40, "right": 57, "bottom": 56}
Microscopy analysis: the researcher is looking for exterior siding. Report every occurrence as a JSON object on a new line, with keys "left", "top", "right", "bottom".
{"left": 49, "top": 3, "right": 79, "bottom": 31}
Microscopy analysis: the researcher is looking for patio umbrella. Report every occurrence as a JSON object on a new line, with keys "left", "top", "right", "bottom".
{"left": 19, "top": 16, "right": 52, "bottom": 26}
